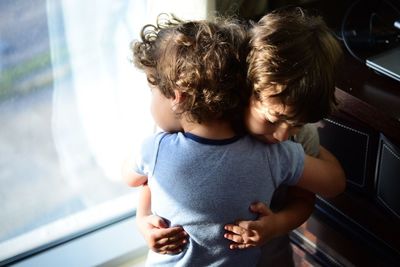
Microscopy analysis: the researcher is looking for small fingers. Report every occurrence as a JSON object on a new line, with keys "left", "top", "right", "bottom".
{"left": 156, "top": 238, "right": 188, "bottom": 254}
{"left": 224, "top": 224, "right": 247, "bottom": 235}
{"left": 224, "top": 224, "right": 262, "bottom": 247}
{"left": 147, "top": 227, "right": 187, "bottom": 251}
{"left": 224, "top": 232, "right": 244, "bottom": 244}
{"left": 229, "top": 243, "right": 254, "bottom": 250}
{"left": 156, "top": 229, "right": 188, "bottom": 245}
{"left": 224, "top": 224, "right": 254, "bottom": 244}
{"left": 151, "top": 227, "right": 186, "bottom": 240}
{"left": 158, "top": 248, "right": 182, "bottom": 255}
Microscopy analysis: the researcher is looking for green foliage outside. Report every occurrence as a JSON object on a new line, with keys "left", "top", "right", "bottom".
{"left": 0, "top": 51, "right": 52, "bottom": 101}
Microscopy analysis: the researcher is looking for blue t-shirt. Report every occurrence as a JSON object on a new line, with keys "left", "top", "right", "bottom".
{"left": 134, "top": 132, "right": 304, "bottom": 267}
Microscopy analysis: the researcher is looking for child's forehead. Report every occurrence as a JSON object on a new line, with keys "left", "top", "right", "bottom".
{"left": 257, "top": 96, "right": 298, "bottom": 121}
{"left": 259, "top": 96, "right": 286, "bottom": 112}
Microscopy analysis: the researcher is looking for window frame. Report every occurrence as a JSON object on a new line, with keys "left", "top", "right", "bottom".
{"left": 2, "top": 213, "right": 146, "bottom": 266}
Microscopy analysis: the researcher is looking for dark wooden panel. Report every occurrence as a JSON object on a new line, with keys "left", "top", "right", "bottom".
{"left": 375, "top": 134, "right": 400, "bottom": 220}
{"left": 316, "top": 118, "right": 377, "bottom": 192}
{"left": 334, "top": 88, "right": 400, "bottom": 145}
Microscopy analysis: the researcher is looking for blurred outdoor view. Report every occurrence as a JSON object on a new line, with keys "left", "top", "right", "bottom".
{"left": 0, "top": 0, "right": 154, "bottom": 262}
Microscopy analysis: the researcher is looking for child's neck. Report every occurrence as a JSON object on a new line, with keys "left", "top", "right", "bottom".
{"left": 181, "top": 120, "right": 235, "bottom": 140}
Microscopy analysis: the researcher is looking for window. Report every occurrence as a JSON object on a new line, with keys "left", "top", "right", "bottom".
{"left": 0, "top": 0, "right": 212, "bottom": 265}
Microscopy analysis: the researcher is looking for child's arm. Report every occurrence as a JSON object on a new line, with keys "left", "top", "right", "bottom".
{"left": 136, "top": 185, "right": 188, "bottom": 254}
{"left": 297, "top": 146, "right": 346, "bottom": 198}
{"left": 224, "top": 186, "right": 315, "bottom": 249}
{"left": 122, "top": 157, "right": 148, "bottom": 187}
{"left": 123, "top": 143, "right": 188, "bottom": 253}
{"left": 224, "top": 145, "right": 345, "bottom": 249}
{"left": 224, "top": 125, "right": 320, "bottom": 249}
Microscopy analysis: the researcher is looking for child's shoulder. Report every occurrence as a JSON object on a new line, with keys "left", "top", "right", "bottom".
{"left": 243, "top": 134, "right": 302, "bottom": 152}
{"left": 293, "top": 124, "right": 320, "bottom": 157}
{"left": 295, "top": 124, "right": 318, "bottom": 138}
{"left": 142, "top": 131, "right": 184, "bottom": 146}
{"left": 143, "top": 131, "right": 175, "bottom": 142}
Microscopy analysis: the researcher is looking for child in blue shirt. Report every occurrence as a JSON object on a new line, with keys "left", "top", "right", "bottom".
{"left": 124, "top": 11, "right": 344, "bottom": 266}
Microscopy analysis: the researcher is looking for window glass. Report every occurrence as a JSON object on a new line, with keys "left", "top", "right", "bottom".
{"left": 0, "top": 0, "right": 152, "bottom": 262}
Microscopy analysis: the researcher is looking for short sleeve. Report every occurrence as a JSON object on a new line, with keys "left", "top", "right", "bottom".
{"left": 266, "top": 140, "right": 305, "bottom": 187}
{"left": 293, "top": 124, "right": 320, "bottom": 157}
{"left": 133, "top": 132, "right": 166, "bottom": 177}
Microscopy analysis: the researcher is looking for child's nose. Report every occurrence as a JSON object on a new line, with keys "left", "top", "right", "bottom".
{"left": 272, "top": 124, "right": 291, "bottom": 141}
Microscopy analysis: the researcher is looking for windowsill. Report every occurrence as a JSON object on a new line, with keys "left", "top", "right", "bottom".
{"left": 9, "top": 216, "right": 147, "bottom": 267}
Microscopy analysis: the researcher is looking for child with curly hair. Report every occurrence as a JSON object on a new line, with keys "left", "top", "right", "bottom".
{"left": 124, "top": 11, "right": 344, "bottom": 266}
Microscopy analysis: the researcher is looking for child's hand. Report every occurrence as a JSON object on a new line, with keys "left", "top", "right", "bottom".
{"left": 224, "top": 202, "right": 277, "bottom": 249}
{"left": 137, "top": 214, "right": 188, "bottom": 254}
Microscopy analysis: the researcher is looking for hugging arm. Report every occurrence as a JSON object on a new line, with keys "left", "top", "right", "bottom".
{"left": 224, "top": 186, "right": 315, "bottom": 249}
{"left": 123, "top": 154, "right": 188, "bottom": 254}
{"left": 224, "top": 143, "right": 343, "bottom": 249}
{"left": 297, "top": 146, "right": 346, "bottom": 198}
{"left": 136, "top": 185, "right": 188, "bottom": 254}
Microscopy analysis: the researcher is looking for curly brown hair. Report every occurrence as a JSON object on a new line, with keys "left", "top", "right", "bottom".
{"left": 247, "top": 7, "right": 343, "bottom": 123}
{"left": 132, "top": 14, "right": 249, "bottom": 124}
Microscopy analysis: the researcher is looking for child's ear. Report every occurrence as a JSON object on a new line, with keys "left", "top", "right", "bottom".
{"left": 170, "top": 90, "right": 185, "bottom": 112}
{"left": 172, "top": 90, "right": 185, "bottom": 105}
